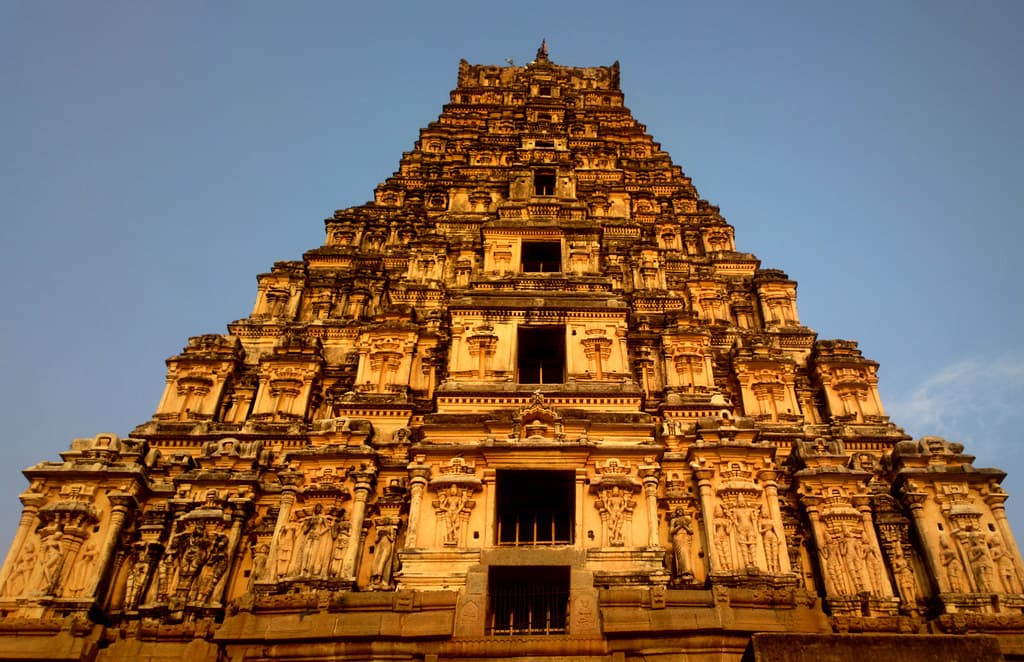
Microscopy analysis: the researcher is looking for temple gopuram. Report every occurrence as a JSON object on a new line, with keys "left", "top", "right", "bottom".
{"left": 0, "top": 44, "right": 1020, "bottom": 661}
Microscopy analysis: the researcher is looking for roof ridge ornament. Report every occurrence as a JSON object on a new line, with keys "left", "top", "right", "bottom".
{"left": 536, "top": 39, "right": 549, "bottom": 63}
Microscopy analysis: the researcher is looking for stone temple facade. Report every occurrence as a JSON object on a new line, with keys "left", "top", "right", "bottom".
{"left": 0, "top": 45, "right": 1021, "bottom": 661}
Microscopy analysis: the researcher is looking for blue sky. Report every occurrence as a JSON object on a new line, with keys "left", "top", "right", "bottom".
{"left": 1, "top": 1, "right": 1022, "bottom": 542}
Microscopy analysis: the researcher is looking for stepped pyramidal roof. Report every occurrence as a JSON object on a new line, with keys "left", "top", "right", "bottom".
{"left": 0, "top": 45, "right": 1019, "bottom": 661}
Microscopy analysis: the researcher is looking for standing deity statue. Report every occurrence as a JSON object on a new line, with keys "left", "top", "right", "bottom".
{"left": 38, "top": 531, "right": 66, "bottom": 596}
{"left": 603, "top": 487, "right": 627, "bottom": 546}
{"left": 837, "top": 527, "right": 865, "bottom": 593}
{"left": 329, "top": 518, "right": 351, "bottom": 577}
{"left": 4, "top": 541, "right": 36, "bottom": 597}
{"left": 124, "top": 549, "right": 151, "bottom": 610}
{"left": 964, "top": 527, "right": 996, "bottom": 593}
{"left": 196, "top": 535, "right": 229, "bottom": 604}
{"left": 989, "top": 536, "right": 1021, "bottom": 594}
{"left": 297, "top": 504, "right": 333, "bottom": 577}
{"left": 713, "top": 504, "right": 732, "bottom": 571}
{"left": 858, "top": 532, "right": 883, "bottom": 595}
{"left": 277, "top": 525, "right": 296, "bottom": 578}
{"left": 370, "top": 525, "right": 398, "bottom": 589}
{"left": 436, "top": 485, "right": 469, "bottom": 546}
{"left": 890, "top": 550, "right": 917, "bottom": 606}
{"left": 940, "top": 536, "right": 966, "bottom": 593}
{"left": 249, "top": 543, "right": 270, "bottom": 587}
{"left": 820, "top": 529, "right": 848, "bottom": 595}
{"left": 729, "top": 494, "right": 758, "bottom": 568}
{"left": 669, "top": 508, "right": 693, "bottom": 579}
{"left": 760, "top": 505, "right": 780, "bottom": 573}
{"left": 66, "top": 542, "right": 98, "bottom": 597}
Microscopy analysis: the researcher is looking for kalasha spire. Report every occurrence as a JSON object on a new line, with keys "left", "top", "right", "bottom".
{"left": 536, "top": 39, "right": 549, "bottom": 62}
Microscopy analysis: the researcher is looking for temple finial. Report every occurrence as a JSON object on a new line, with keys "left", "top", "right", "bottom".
{"left": 536, "top": 39, "right": 548, "bottom": 62}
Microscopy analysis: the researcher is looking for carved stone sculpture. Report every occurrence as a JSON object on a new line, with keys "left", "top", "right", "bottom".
{"left": 668, "top": 508, "right": 693, "bottom": 579}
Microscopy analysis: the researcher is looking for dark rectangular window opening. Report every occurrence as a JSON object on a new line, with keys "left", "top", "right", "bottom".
{"left": 488, "top": 565, "right": 569, "bottom": 636}
{"left": 521, "top": 241, "right": 561, "bottom": 273}
{"left": 517, "top": 326, "right": 565, "bottom": 384}
{"left": 496, "top": 469, "right": 574, "bottom": 545}
{"left": 533, "top": 169, "right": 556, "bottom": 196}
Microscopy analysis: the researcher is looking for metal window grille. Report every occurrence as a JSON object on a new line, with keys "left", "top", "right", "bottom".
{"left": 497, "top": 508, "right": 572, "bottom": 545}
{"left": 488, "top": 581, "right": 569, "bottom": 636}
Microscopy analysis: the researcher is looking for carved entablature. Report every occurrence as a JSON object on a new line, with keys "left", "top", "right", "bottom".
{"left": 701, "top": 225, "right": 735, "bottom": 253}
{"left": 355, "top": 331, "right": 417, "bottom": 396}
{"left": 252, "top": 264, "right": 305, "bottom": 321}
{"left": 155, "top": 335, "right": 243, "bottom": 422}
{"left": 661, "top": 329, "right": 714, "bottom": 392}
{"left": 251, "top": 335, "right": 323, "bottom": 421}
{"left": 811, "top": 339, "right": 886, "bottom": 424}
{"left": 892, "top": 437, "right": 1024, "bottom": 609}
{"left": 732, "top": 344, "right": 801, "bottom": 423}
{"left": 754, "top": 270, "right": 799, "bottom": 328}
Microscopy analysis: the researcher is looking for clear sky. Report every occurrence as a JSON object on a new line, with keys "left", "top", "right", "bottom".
{"left": 1, "top": 1, "right": 1022, "bottom": 543}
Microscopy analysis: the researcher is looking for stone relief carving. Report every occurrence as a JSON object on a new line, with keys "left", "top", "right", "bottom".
{"left": 668, "top": 507, "right": 694, "bottom": 580}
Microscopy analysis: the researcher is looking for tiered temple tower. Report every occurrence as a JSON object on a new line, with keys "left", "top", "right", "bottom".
{"left": 0, "top": 45, "right": 1021, "bottom": 661}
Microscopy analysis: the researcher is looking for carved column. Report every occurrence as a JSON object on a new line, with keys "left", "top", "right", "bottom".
{"left": 342, "top": 466, "right": 376, "bottom": 579}
{"left": 86, "top": 493, "right": 137, "bottom": 599}
{"left": 855, "top": 496, "right": 892, "bottom": 597}
{"left": 0, "top": 493, "right": 44, "bottom": 591}
{"left": 267, "top": 471, "right": 303, "bottom": 580}
{"left": 759, "top": 470, "right": 792, "bottom": 573}
{"left": 217, "top": 497, "right": 252, "bottom": 605}
{"left": 803, "top": 499, "right": 840, "bottom": 596}
{"left": 693, "top": 468, "right": 720, "bottom": 574}
{"left": 482, "top": 469, "right": 496, "bottom": 548}
{"left": 985, "top": 490, "right": 1024, "bottom": 579}
{"left": 903, "top": 491, "right": 945, "bottom": 591}
{"left": 638, "top": 460, "right": 661, "bottom": 548}
{"left": 404, "top": 457, "right": 431, "bottom": 549}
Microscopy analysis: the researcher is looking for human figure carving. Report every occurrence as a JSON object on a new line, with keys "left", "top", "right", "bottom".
{"left": 5, "top": 541, "right": 36, "bottom": 597}
{"left": 989, "top": 536, "right": 1021, "bottom": 594}
{"left": 940, "top": 536, "right": 966, "bottom": 592}
{"left": 603, "top": 486, "right": 627, "bottom": 546}
{"left": 38, "top": 531, "right": 66, "bottom": 595}
{"left": 713, "top": 504, "right": 732, "bottom": 571}
{"left": 67, "top": 542, "right": 98, "bottom": 597}
{"left": 250, "top": 543, "right": 270, "bottom": 587}
{"left": 370, "top": 525, "right": 397, "bottom": 589}
{"left": 196, "top": 535, "right": 229, "bottom": 603}
{"left": 276, "top": 525, "right": 296, "bottom": 578}
{"left": 891, "top": 550, "right": 917, "bottom": 606}
{"left": 297, "top": 504, "right": 332, "bottom": 576}
{"left": 436, "top": 485, "right": 468, "bottom": 546}
{"left": 964, "top": 526, "right": 996, "bottom": 593}
{"left": 124, "top": 550, "right": 150, "bottom": 610}
{"left": 859, "top": 532, "right": 883, "bottom": 595}
{"left": 329, "top": 519, "right": 351, "bottom": 577}
{"left": 729, "top": 494, "right": 758, "bottom": 568}
{"left": 669, "top": 508, "right": 693, "bottom": 578}
{"left": 820, "top": 529, "right": 848, "bottom": 595}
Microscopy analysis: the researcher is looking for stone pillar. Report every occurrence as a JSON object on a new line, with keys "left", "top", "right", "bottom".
{"left": 760, "top": 471, "right": 792, "bottom": 573}
{"left": 855, "top": 496, "right": 893, "bottom": 597}
{"left": 903, "top": 491, "right": 945, "bottom": 591}
{"left": 985, "top": 491, "right": 1024, "bottom": 579}
{"left": 575, "top": 468, "right": 587, "bottom": 549}
{"left": 803, "top": 499, "right": 839, "bottom": 596}
{"left": 343, "top": 467, "right": 376, "bottom": 580}
{"left": 0, "top": 493, "right": 43, "bottom": 591}
{"left": 218, "top": 497, "right": 252, "bottom": 605}
{"left": 267, "top": 471, "right": 303, "bottom": 580}
{"left": 694, "top": 468, "right": 720, "bottom": 574}
{"left": 482, "top": 469, "right": 496, "bottom": 548}
{"left": 638, "top": 460, "right": 661, "bottom": 548}
{"left": 86, "top": 493, "right": 137, "bottom": 598}
{"left": 404, "top": 457, "right": 431, "bottom": 549}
